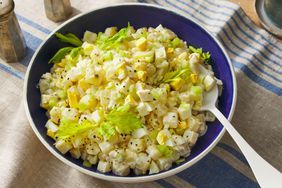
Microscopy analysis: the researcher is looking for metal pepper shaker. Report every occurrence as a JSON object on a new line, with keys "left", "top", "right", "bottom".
{"left": 44, "top": 0, "right": 72, "bottom": 22}
{"left": 0, "top": 0, "right": 26, "bottom": 62}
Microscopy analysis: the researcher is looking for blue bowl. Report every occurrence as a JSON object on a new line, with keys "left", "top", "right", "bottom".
{"left": 24, "top": 3, "right": 237, "bottom": 183}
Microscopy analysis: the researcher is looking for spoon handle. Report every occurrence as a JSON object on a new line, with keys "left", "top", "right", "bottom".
{"left": 210, "top": 107, "right": 282, "bottom": 188}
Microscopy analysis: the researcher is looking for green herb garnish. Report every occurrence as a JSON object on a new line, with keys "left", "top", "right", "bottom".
{"left": 55, "top": 32, "right": 83, "bottom": 47}
{"left": 55, "top": 120, "right": 95, "bottom": 139}
{"left": 189, "top": 45, "right": 211, "bottom": 64}
{"left": 95, "top": 23, "right": 131, "bottom": 50}
{"left": 106, "top": 104, "right": 143, "bottom": 134}
{"left": 48, "top": 47, "right": 73, "bottom": 64}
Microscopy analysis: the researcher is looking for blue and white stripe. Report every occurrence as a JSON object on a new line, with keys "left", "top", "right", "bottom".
{"left": 2, "top": 0, "right": 281, "bottom": 187}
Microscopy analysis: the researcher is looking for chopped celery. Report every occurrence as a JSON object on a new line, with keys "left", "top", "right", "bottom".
{"left": 156, "top": 145, "right": 174, "bottom": 158}
{"left": 171, "top": 37, "right": 181, "bottom": 48}
{"left": 83, "top": 160, "right": 92, "bottom": 167}
{"left": 191, "top": 85, "right": 203, "bottom": 96}
{"left": 106, "top": 104, "right": 143, "bottom": 134}
{"left": 98, "top": 122, "right": 116, "bottom": 139}
{"left": 55, "top": 120, "right": 95, "bottom": 139}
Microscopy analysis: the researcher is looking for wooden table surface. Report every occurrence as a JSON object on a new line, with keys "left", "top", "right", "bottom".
{"left": 229, "top": 0, "right": 261, "bottom": 26}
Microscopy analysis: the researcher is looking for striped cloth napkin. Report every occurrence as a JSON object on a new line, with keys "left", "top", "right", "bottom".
{"left": 0, "top": 0, "right": 281, "bottom": 187}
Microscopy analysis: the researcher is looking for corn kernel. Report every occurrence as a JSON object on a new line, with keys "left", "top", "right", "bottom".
{"left": 157, "top": 132, "right": 169, "bottom": 145}
{"left": 134, "top": 62, "right": 147, "bottom": 71}
{"left": 67, "top": 89, "right": 79, "bottom": 108}
{"left": 78, "top": 79, "right": 91, "bottom": 91}
{"left": 137, "top": 71, "right": 147, "bottom": 82}
{"left": 167, "top": 47, "right": 174, "bottom": 55}
{"left": 135, "top": 37, "right": 147, "bottom": 51}
{"left": 47, "top": 129, "right": 56, "bottom": 140}
{"left": 170, "top": 78, "right": 185, "bottom": 90}
{"left": 190, "top": 74, "right": 198, "bottom": 84}
{"left": 179, "top": 121, "right": 189, "bottom": 129}
{"left": 125, "top": 95, "right": 137, "bottom": 105}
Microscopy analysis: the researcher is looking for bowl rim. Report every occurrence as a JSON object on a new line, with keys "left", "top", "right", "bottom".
{"left": 23, "top": 2, "right": 237, "bottom": 183}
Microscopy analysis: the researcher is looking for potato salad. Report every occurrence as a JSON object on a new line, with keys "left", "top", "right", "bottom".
{"left": 39, "top": 24, "right": 220, "bottom": 176}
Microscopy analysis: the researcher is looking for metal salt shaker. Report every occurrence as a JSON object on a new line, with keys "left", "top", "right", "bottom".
{"left": 0, "top": 0, "right": 26, "bottom": 62}
{"left": 44, "top": 0, "right": 72, "bottom": 22}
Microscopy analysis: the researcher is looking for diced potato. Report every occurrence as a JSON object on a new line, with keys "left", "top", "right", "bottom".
{"left": 61, "top": 108, "right": 79, "bottom": 121}
{"left": 71, "top": 134, "right": 84, "bottom": 148}
{"left": 98, "top": 141, "right": 114, "bottom": 154}
{"left": 137, "top": 89, "right": 153, "bottom": 102}
{"left": 177, "top": 103, "right": 191, "bottom": 121}
{"left": 189, "top": 117, "right": 201, "bottom": 132}
{"left": 109, "top": 149, "right": 125, "bottom": 162}
{"left": 112, "top": 161, "right": 130, "bottom": 176}
{"left": 172, "top": 135, "right": 186, "bottom": 145}
{"left": 155, "top": 46, "right": 166, "bottom": 63}
{"left": 97, "top": 160, "right": 111, "bottom": 173}
{"left": 146, "top": 145, "right": 162, "bottom": 160}
{"left": 86, "top": 142, "right": 100, "bottom": 155}
{"left": 135, "top": 153, "right": 151, "bottom": 174}
{"left": 189, "top": 53, "right": 200, "bottom": 74}
{"left": 163, "top": 112, "right": 178, "bottom": 128}
{"left": 174, "top": 143, "right": 191, "bottom": 157}
{"left": 125, "top": 149, "right": 138, "bottom": 168}
{"left": 87, "top": 155, "right": 98, "bottom": 165}
{"left": 137, "top": 102, "right": 153, "bottom": 117}
{"left": 183, "top": 130, "right": 199, "bottom": 146}
{"left": 55, "top": 140, "right": 72, "bottom": 154}
{"left": 149, "top": 161, "right": 160, "bottom": 174}
{"left": 40, "top": 94, "right": 52, "bottom": 109}
{"left": 91, "top": 110, "right": 104, "bottom": 123}
{"left": 70, "top": 148, "right": 81, "bottom": 159}
{"left": 132, "top": 128, "right": 148, "bottom": 139}
{"left": 45, "top": 120, "right": 59, "bottom": 132}
{"left": 165, "top": 138, "right": 176, "bottom": 147}
{"left": 203, "top": 75, "right": 216, "bottom": 91}
{"left": 83, "top": 31, "right": 97, "bottom": 43}
{"left": 128, "top": 138, "right": 145, "bottom": 152}
{"left": 204, "top": 111, "right": 216, "bottom": 122}
{"left": 156, "top": 157, "right": 172, "bottom": 171}
{"left": 105, "top": 27, "right": 117, "bottom": 37}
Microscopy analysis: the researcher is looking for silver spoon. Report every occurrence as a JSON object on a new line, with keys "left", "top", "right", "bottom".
{"left": 199, "top": 65, "right": 282, "bottom": 188}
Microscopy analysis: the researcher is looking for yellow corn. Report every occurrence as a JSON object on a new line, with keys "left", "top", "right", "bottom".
{"left": 190, "top": 74, "right": 198, "bottom": 84}
{"left": 175, "top": 121, "right": 189, "bottom": 135}
{"left": 47, "top": 129, "right": 56, "bottom": 140}
{"left": 167, "top": 47, "right": 174, "bottom": 54}
{"left": 179, "top": 121, "right": 189, "bottom": 129}
{"left": 135, "top": 37, "right": 147, "bottom": 51}
{"left": 170, "top": 77, "right": 185, "bottom": 90}
{"left": 125, "top": 95, "right": 137, "bottom": 105}
{"left": 78, "top": 79, "right": 91, "bottom": 91}
{"left": 157, "top": 132, "right": 169, "bottom": 145}
{"left": 67, "top": 89, "right": 79, "bottom": 108}
{"left": 137, "top": 71, "right": 147, "bottom": 82}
